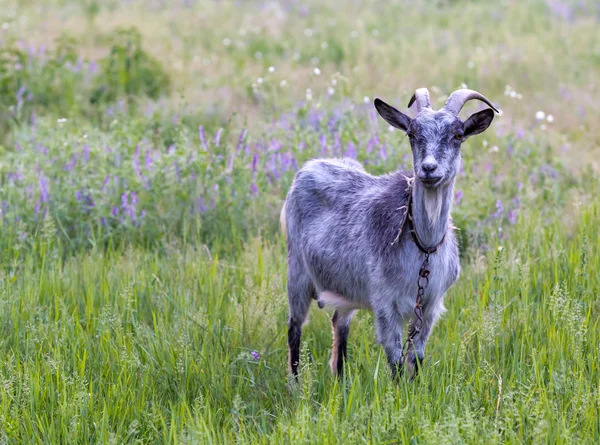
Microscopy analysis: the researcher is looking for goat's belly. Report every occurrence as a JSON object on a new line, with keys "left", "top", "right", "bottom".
{"left": 317, "top": 291, "right": 370, "bottom": 311}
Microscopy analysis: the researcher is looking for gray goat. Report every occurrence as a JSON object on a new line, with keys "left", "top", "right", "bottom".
{"left": 281, "top": 88, "right": 498, "bottom": 378}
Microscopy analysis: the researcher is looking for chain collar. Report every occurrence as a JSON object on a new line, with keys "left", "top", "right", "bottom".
{"left": 399, "top": 185, "right": 448, "bottom": 372}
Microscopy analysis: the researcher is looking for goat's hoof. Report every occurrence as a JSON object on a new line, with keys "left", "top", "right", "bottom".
{"left": 406, "top": 354, "right": 425, "bottom": 380}
{"left": 390, "top": 362, "right": 404, "bottom": 382}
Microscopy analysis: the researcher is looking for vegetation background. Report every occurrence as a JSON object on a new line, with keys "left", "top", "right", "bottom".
{"left": 0, "top": 0, "right": 598, "bottom": 443}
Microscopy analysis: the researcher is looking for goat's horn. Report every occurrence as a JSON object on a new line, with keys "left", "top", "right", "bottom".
{"left": 407, "top": 88, "right": 431, "bottom": 113}
{"left": 443, "top": 89, "right": 499, "bottom": 115}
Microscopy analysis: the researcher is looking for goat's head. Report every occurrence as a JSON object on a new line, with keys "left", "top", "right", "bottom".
{"left": 374, "top": 88, "right": 498, "bottom": 189}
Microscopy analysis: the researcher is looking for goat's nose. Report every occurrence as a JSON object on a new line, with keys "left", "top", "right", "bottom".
{"left": 422, "top": 162, "right": 438, "bottom": 173}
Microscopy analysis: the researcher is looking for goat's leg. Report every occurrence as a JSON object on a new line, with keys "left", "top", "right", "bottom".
{"left": 374, "top": 308, "right": 404, "bottom": 379}
{"left": 287, "top": 256, "right": 314, "bottom": 377}
{"left": 330, "top": 309, "right": 355, "bottom": 377}
{"left": 405, "top": 302, "right": 442, "bottom": 378}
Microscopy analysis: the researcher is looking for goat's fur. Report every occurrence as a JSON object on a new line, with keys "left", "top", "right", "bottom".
{"left": 282, "top": 89, "right": 496, "bottom": 378}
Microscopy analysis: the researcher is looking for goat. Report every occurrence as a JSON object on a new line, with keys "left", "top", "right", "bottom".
{"left": 281, "top": 88, "right": 498, "bottom": 379}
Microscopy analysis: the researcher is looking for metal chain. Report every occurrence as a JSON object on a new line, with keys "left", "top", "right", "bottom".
{"left": 401, "top": 252, "right": 431, "bottom": 363}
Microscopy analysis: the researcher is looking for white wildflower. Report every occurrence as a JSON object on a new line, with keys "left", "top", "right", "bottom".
{"left": 313, "top": 67, "right": 321, "bottom": 75}
{"left": 268, "top": 66, "right": 275, "bottom": 73}
{"left": 546, "top": 114, "right": 554, "bottom": 123}
{"left": 535, "top": 110, "right": 545, "bottom": 120}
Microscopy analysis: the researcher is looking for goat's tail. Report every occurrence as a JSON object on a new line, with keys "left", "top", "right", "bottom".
{"left": 280, "top": 200, "right": 288, "bottom": 240}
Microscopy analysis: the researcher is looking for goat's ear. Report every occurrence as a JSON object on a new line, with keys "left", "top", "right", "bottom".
{"left": 374, "top": 98, "right": 411, "bottom": 132}
{"left": 463, "top": 108, "right": 495, "bottom": 139}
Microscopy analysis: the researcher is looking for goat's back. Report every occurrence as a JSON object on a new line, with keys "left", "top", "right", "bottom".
{"left": 282, "top": 158, "right": 414, "bottom": 301}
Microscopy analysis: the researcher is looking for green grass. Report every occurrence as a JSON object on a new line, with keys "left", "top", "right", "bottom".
{"left": 0, "top": 0, "right": 599, "bottom": 443}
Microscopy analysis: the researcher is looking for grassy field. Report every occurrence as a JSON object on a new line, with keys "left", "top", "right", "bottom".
{"left": 0, "top": 0, "right": 599, "bottom": 443}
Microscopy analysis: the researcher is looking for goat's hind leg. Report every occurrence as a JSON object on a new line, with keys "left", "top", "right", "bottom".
{"left": 330, "top": 309, "right": 355, "bottom": 377}
{"left": 287, "top": 257, "right": 315, "bottom": 377}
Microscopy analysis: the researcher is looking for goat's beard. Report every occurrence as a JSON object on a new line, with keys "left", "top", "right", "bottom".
{"left": 423, "top": 186, "right": 444, "bottom": 226}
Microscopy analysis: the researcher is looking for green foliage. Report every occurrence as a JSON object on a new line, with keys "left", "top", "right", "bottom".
{"left": 92, "top": 27, "right": 171, "bottom": 105}
{"left": 0, "top": 0, "right": 599, "bottom": 443}
{"left": 0, "top": 28, "right": 171, "bottom": 143}
{"left": 0, "top": 34, "right": 84, "bottom": 132}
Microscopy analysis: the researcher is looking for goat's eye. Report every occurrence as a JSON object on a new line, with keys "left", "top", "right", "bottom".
{"left": 454, "top": 134, "right": 462, "bottom": 142}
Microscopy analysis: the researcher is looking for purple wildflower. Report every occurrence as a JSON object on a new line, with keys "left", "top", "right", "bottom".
{"left": 145, "top": 149, "right": 153, "bottom": 170}
{"left": 236, "top": 129, "right": 247, "bottom": 154}
{"left": 199, "top": 126, "right": 208, "bottom": 151}
{"left": 214, "top": 128, "right": 222, "bottom": 147}
{"left": 250, "top": 351, "right": 260, "bottom": 360}
{"left": 335, "top": 133, "right": 342, "bottom": 154}
{"left": 82, "top": 145, "right": 90, "bottom": 162}
{"left": 196, "top": 197, "right": 209, "bottom": 213}
{"left": 226, "top": 154, "right": 235, "bottom": 173}
{"left": 379, "top": 145, "right": 387, "bottom": 161}
{"left": 455, "top": 190, "right": 463, "bottom": 205}
{"left": 39, "top": 175, "right": 49, "bottom": 203}
{"left": 508, "top": 210, "right": 517, "bottom": 225}
{"left": 251, "top": 182, "right": 258, "bottom": 195}
{"left": 492, "top": 199, "right": 504, "bottom": 219}
{"left": 320, "top": 134, "right": 327, "bottom": 154}
{"left": 345, "top": 141, "right": 357, "bottom": 159}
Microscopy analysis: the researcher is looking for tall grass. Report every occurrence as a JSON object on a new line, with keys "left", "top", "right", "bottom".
{"left": 0, "top": 0, "right": 599, "bottom": 443}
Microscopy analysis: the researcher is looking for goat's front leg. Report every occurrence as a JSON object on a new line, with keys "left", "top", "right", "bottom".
{"left": 405, "top": 301, "right": 442, "bottom": 378}
{"left": 374, "top": 307, "right": 405, "bottom": 379}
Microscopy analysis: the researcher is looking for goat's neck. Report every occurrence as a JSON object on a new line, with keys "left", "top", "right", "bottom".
{"left": 411, "top": 179, "right": 454, "bottom": 248}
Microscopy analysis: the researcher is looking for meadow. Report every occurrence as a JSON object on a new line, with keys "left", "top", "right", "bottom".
{"left": 0, "top": 0, "right": 599, "bottom": 443}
